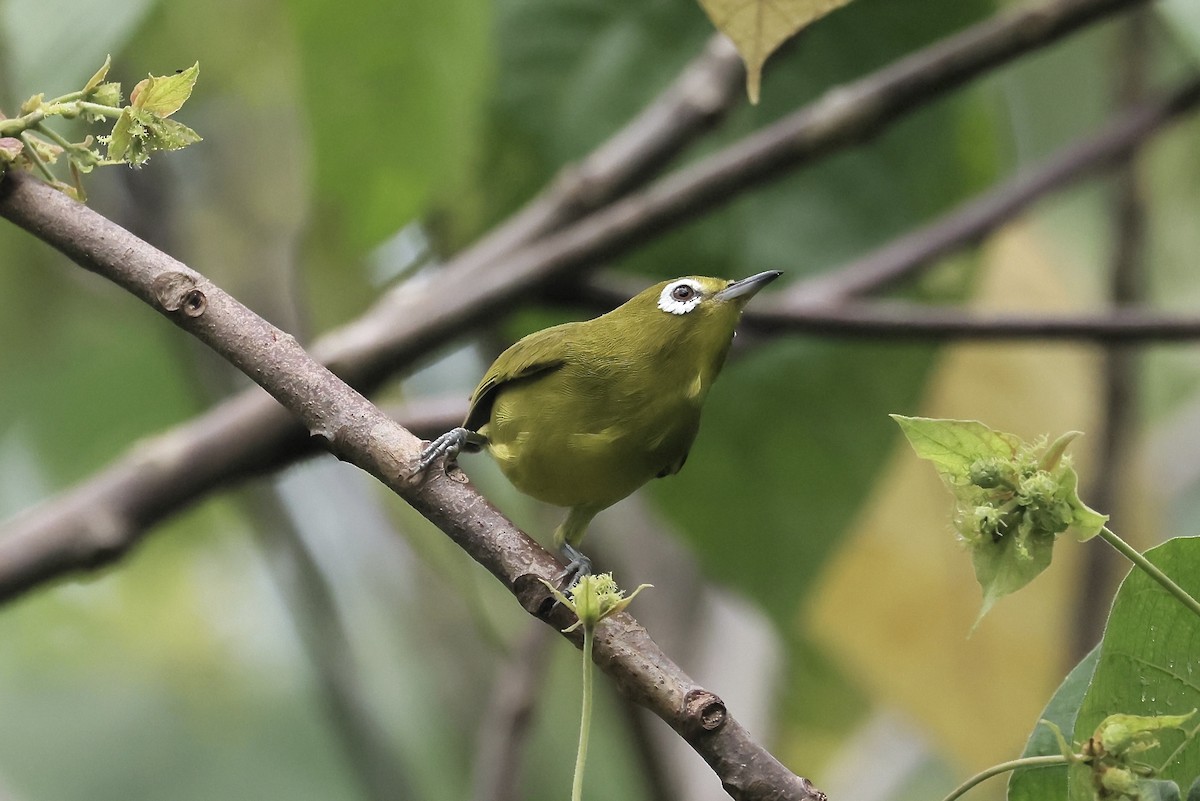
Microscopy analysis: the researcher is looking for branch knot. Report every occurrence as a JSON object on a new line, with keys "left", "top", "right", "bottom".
{"left": 152, "top": 271, "right": 207, "bottom": 317}
{"left": 682, "top": 688, "right": 727, "bottom": 734}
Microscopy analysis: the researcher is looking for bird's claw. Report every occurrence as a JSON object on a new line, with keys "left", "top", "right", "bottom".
{"left": 417, "top": 427, "right": 471, "bottom": 474}
{"left": 556, "top": 542, "right": 594, "bottom": 590}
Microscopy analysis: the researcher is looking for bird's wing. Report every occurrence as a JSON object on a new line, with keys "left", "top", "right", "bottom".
{"left": 463, "top": 324, "right": 571, "bottom": 432}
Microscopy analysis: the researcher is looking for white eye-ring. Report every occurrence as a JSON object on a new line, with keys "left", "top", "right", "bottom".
{"left": 657, "top": 279, "right": 704, "bottom": 315}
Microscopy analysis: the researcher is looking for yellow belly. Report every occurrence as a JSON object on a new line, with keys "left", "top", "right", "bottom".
{"left": 482, "top": 368, "right": 702, "bottom": 510}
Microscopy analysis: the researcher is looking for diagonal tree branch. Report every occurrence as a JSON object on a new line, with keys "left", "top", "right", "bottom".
{"left": 0, "top": 169, "right": 825, "bottom": 801}
{"left": 457, "top": 33, "right": 744, "bottom": 270}
{"left": 787, "top": 75, "right": 1200, "bottom": 303}
{"left": 563, "top": 73, "right": 1200, "bottom": 332}
{"left": 0, "top": 35, "right": 745, "bottom": 603}
{"left": 0, "top": 0, "right": 1152, "bottom": 603}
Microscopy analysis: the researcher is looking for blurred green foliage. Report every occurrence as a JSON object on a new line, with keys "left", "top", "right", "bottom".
{"left": 3, "top": 0, "right": 1200, "bottom": 799}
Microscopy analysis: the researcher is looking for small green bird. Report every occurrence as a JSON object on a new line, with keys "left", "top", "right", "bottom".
{"left": 419, "top": 270, "right": 781, "bottom": 579}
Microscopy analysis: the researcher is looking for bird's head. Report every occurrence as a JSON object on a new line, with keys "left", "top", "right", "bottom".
{"left": 628, "top": 269, "right": 781, "bottom": 330}
{"left": 598, "top": 270, "right": 781, "bottom": 360}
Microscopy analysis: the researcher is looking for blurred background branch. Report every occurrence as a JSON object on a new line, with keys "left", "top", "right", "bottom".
{"left": 0, "top": 0, "right": 1160, "bottom": 605}
{"left": 2, "top": 0, "right": 1200, "bottom": 798}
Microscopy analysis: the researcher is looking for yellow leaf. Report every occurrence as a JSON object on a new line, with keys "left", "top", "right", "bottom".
{"left": 130, "top": 62, "right": 200, "bottom": 118}
{"left": 697, "top": 0, "right": 853, "bottom": 103}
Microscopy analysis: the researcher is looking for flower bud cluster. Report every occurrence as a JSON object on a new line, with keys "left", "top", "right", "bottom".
{"left": 953, "top": 444, "right": 1076, "bottom": 561}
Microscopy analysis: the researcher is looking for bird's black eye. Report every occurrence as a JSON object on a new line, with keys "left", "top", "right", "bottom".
{"left": 671, "top": 284, "right": 695, "bottom": 302}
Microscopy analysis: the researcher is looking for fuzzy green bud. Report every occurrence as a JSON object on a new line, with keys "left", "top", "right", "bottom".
{"left": 968, "top": 458, "right": 1009, "bottom": 489}
{"left": 89, "top": 82, "right": 122, "bottom": 109}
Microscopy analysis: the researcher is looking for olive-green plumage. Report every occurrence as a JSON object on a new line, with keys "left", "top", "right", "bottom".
{"left": 422, "top": 271, "right": 780, "bottom": 574}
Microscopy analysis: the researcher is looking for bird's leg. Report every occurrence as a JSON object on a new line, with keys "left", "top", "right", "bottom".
{"left": 554, "top": 505, "right": 601, "bottom": 588}
{"left": 416, "top": 427, "right": 485, "bottom": 473}
{"left": 557, "top": 542, "right": 594, "bottom": 589}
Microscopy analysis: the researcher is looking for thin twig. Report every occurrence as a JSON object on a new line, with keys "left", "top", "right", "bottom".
{"left": 456, "top": 34, "right": 744, "bottom": 271}
{"left": 0, "top": 170, "right": 824, "bottom": 801}
{"left": 1073, "top": 9, "right": 1151, "bottom": 663}
{"left": 789, "top": 75, "right": 1200, "bottom": 303}
{"left": 742, "top": 300, "right": 1200, "bottom": 343}
{"left": 0, "top": 0, "right": 1153, "bottom": 603}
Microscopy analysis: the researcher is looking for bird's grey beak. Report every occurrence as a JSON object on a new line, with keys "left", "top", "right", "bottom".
{"left": 714, "top": 270, "right": 782, "bottom": 302}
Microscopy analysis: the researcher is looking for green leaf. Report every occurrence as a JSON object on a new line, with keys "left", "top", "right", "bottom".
{"left": 130, "top": 62, "right": 199, "bottom": 117}
{"left": 1143, "top": 779, "right": 1184, "bottom": 801}
{"left": 1072, "top": 538, "right": 1200, "bottom": 798}
{"left": 1009, "top": 647, "right": 1099, "bottom": 800}
{"left": 894, "top": 417, "right": 1109, "bottom": 622}
{"left": 19, "top": 93, "right": 44, "bottom": 115}
{"left": 971, "top": 527, "right": 1055, "bottom": 625}
{"left": 890, "top": 415, "right": 1020, "bottom": 485}
{"left": 104, "top": 107, "right": 136, "bottom": 163}
{"left": 82, "top": 55, "right": 111, "bottom": 94}
{"left": 695, "top": 0, "right": 853, "bottom": 103}
{"left": 103, "top": 108, "right": 202, "bottom": 166}
{"left": 140, "top": 114, "right": 202, "bottom": 152}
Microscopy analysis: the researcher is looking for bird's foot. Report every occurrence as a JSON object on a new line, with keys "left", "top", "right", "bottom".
{"left": 556, "top": 542, "right": 594, "bottom": 590}
{"left": 416, "top": 427, "right": 473, "bottom": 474}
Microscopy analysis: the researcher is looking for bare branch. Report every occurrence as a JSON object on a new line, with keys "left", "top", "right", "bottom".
{"left": 458, "top": 34, "right": 744, "bottom": 270}
{"left": 790, "top": 76, "right": 1200, "bottom": 303}
{"left": 0, "top": 170, "right": 824, "bottom": 801}
{"left": 0, "top": 0, "right": 1151, "bottom": 602}
{"left": 562, "top": 74, "right": 1200, "bottom": 325}
{"left": 742, "top": 301, "right": 1200, "bottom": 343}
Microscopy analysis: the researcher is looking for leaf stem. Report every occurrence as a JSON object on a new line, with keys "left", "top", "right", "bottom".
{"left": 572, "top": 626, "right": 594, "bottom": 801}
{"left": 940, "top": 755, "right": 1069, "bottom": 801}
{"left": 1098, "top": 527, "right": 1200, "bottom": 621}
{"left": 76, "top": 101, "right": 124, "bottom": 118}
{"left": 0, "top": 109, "right": 44, "bottom": 137}
{"left": 46, "top": 90, "right": 85, "bottom": 106}
{"left": 34, "top": 123, "right": 76, "bottom": 153}
{"left": 18, "top": 133, "right": 56, "bottom": 182}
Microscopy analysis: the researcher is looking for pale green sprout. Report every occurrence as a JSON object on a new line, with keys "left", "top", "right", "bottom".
{"left": 543, "top": 572, "right": 652, "bottom": 633}
{"left": 540, "top": 573, "right": 651, "bottom": 801}
{"left": 0, "top": 56, "right": 201, "bottom": 198}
